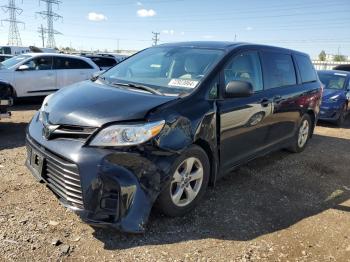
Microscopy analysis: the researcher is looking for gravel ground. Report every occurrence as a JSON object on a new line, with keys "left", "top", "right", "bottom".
{"left": 0, "top": 102, "right": 350, "bottom": 262}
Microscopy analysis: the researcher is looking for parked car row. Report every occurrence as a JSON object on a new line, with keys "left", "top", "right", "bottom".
{"left": 318, "top": 70, "right": 350, "bottom": 126}
{"left": 0, "top": 52, "right": 129, "bottom": 101}
{"left": 0, "top": 53, "right": 100, "bottom": 98}
{"left": 80, "top": 54, "right": 127, "bottom": 71}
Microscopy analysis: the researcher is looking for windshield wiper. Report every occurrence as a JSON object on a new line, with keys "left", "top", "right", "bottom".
{"left": 111, "top": 82, "right": 164, "bottom": 95}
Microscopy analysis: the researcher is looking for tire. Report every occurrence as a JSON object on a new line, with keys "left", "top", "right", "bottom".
{"left": 156, "top": 145, "right": 210, "bottom": 217}
{"left": 336, "top": 104, "right": 347, "bottom": 127}
{"left": 288, "top": 114, "right": 312, "bottom": 153}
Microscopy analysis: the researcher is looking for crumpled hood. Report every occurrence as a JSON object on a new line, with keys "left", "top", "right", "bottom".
{"left": 44, "top": 80, "right": 176, "bottom": 127}
{"left": 322, "top": 89, "right": 345, "bottom": 100}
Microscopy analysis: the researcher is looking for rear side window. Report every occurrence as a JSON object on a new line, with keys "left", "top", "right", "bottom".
{"left": 53, "top": 57, "right": 93, "bottom": 70}
{"left": 261, "top": 52, "right": 297, "bottom": 89}
{"left": 223, "top": 51, "right": 263, "bottom": 92}
{"left": 295, "top": 54, "right": 317, "bottom": 83}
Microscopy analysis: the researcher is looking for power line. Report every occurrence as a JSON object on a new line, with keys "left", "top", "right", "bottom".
{"left": 152, "top": 31, "right": 160, "bottom": 46}
{"left": 1, "top": 0, "right": 24, "bottom": 46}
{"left": 36, "top": 0, "right": 62, "bottom": 48}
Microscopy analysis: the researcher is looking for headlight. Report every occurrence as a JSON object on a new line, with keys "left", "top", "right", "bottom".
{"left": 328, "top": 95, "right": 340, "bottom": 102}
{"left": 40, "top": 94, "right": 53, "bottom": 110}
{"left": 39, "top": 94, "right": 53, "bottom": 122}
{"left": 89, "top": 120, "right": 165, "bottom": 147}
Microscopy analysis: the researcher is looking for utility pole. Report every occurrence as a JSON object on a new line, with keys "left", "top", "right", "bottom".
{"left": 37, "top": 0, "right": 62, "bottom": 48}
{"left": 234, "top": 34, "right": 237, "bottom": 41}
{"left": 152, "top": 31, "right": 160, "bottom": 46}
{"left": 38, "top": 24, "right": 45, "bottom": 47}
{"left": 1, "top": 0, "right": 24, "bottom": 46}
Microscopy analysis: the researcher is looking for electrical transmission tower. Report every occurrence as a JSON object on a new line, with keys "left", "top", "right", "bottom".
{"left": 37, "top": 0, "right": 62, "bottom": 48}
{"left": 1, "top": 0, "right": 24, "bottom": 46}
{"left": 152, "top": 31, "right": 160, "bottom": 46}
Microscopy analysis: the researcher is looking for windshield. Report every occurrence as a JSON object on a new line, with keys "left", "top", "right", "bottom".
{"left": 0, "top": 55, "right": 30, "bottom": 69}
{"left": 102, "top": 46, "right": 224, "bottom": 96}
{"left": 318, "top": 72, "right": 347, "bottom": 90}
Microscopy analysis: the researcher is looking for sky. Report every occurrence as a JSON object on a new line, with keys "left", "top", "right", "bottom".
{"left": 0, "top": 0, "right": 349, "bottom": 58}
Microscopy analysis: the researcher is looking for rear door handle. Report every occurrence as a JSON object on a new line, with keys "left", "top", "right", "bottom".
{"left": 273, "top": 95, "right": 283, "bottom": 103}
{"left": 260, "top": 98, "right": 270, "bottom": 107}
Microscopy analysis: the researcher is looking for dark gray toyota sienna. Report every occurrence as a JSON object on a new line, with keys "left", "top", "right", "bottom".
{"left": 26, "top": 42, "right": 322, "bottom": 233}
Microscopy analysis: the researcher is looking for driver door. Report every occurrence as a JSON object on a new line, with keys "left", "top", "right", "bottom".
{"left": 217, "top": 51, "right": 274, "bottom": 172}
{"left": 14, "top": 56, "right": 56, "bottom": 97}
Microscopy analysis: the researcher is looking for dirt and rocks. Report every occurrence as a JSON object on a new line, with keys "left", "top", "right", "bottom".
{"left": 0, "top": 102, "right": 349, "bottom": 261}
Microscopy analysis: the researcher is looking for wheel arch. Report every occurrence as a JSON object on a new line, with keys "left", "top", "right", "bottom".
{"left": 0, "top": 81, "right": 17, "bottom": 98}
{"left": 194, "top": 139, "right": 217, "bottom": 187}
{"left": 306, "top": 109, "right": 316, "bottom": 137}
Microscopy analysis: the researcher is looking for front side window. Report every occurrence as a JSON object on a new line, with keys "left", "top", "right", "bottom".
{"left": 262, "top": 52, "right": 297, "bottom": 89}
{"left": 295, "top": 54, "right": 317, "bottom": 83}
{"left": 223, "top": 51, "right": 263, "bottom": 92}
{"left": 23, "top": 56, "right": 53, "bottom": 71}
{"left": 102, "top": 47, "right": 224, "bottom": 96}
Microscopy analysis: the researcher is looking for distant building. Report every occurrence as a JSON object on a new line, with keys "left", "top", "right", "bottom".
{"left": 325, "top": 53, "right": 350, "bottom": 62}
{"left": 312, "top": 60, "right": 349, "bottom": 70}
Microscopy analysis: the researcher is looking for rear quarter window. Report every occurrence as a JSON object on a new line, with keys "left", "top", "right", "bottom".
{"left": 295, "top": 54, "right": 317, "bottom": 83}
{"left": 261, "top": 52, "right": 297, "bottom": 89}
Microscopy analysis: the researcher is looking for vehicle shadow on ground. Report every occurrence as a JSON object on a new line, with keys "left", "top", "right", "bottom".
{"left": 0, "top": 99, "right": 41, "bottom": 150}
{"left": 317, "top": 114, "right": 350, "bottom": 129}
{"left": 11, "top": 98, "right": 42, "bottom": 112}
{"left": 93, "top": 133, "right": 350, "bottom": 250}
{"left": 0, "top": 122, "right": 28, "bottom": 150}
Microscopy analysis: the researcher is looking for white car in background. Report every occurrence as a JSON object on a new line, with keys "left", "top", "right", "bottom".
{"left": 0, "top": 53, "right": 100, "bottom": 98}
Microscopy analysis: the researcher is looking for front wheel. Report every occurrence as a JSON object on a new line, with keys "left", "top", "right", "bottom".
{"left": 288, "top": 114, "right": 312, "bottom": 153}
{"left": 156, "top": 145, "right": 210, "bottom": 217}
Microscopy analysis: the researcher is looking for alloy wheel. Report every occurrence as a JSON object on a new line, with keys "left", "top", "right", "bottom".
{"left": 170, "top": 157, "right": 204, "bottom": 207}
{"left": 298, "top": 119, "right": 309, "bottom": 148}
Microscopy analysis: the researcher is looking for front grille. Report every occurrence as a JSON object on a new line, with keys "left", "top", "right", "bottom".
{"left": 50, "top": 125, "right": 97, "bottom": 140}
{"left": 44, "top": 156, "right": 84, "bottom": 209}
{"left": 27, "top": 137, "right": 84, "bottom": 209}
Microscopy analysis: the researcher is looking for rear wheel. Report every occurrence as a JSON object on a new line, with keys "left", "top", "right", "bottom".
{"left": 288, "top": 114, "right": 312, "bottom": 153}
{"left": 157, "top": 145, "right": 210, "bottom": 217}
{"left": 336, "top": 104, "right": 347, "bottom": 127}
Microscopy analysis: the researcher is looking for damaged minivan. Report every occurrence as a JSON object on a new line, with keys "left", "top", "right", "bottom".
{"left": 26, "top": 42, "right": 322, "bottom": 233}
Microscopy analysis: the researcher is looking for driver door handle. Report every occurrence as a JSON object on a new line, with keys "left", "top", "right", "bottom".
{"left": 273, "top": 95, "right": 283, "bottom": 103}
{"left": 260, "top": 98, "right": 270, "bottom": 107}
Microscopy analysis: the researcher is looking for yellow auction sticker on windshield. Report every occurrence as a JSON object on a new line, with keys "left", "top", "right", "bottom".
{"left": 168, "top": 79, "right": 199, "bottom": 88}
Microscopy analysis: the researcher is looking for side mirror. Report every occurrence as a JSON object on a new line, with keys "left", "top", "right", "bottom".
{"left": 225, "top": 80, "right": 253, "bottom": 98}
{"left": 17, "top": 64, "right": 30, "bottom": 71}
{"left": 91, "top": 70, "right": 105, "bottom": 81}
